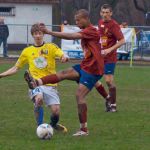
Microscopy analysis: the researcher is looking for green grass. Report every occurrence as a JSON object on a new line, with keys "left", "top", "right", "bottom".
{"left": 0, "top": 62, "right": 149, "bottom": 150}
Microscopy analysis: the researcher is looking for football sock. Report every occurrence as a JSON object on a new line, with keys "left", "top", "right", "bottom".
{"left": 78, "top": 103, "right": 87, "bottom": 132}
{"left": 109, "top": 87, "right": 116, "bottom": 104}
{"left": 40, "top": 74, "right": 59, "bottom": 85}
{"left": 50, "top": 114, "right": 59, "bottom": 127}
{"left": 34, "top": 106, "right": 44, "bottom": 126}
{"left": 96, "top": 84, "right": 109, "bottom": 100}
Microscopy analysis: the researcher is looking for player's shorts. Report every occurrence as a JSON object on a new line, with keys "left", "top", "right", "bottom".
{"left": 104, "top": 63, "right": 116, "bottom": 75}
{"left": 29, "top": 86, "right": 60, "bottom": 106}
{"left": 72, "top": 64, "right": 102, "bottom": 90}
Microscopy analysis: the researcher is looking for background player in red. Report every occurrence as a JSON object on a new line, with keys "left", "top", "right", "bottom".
{"left": 96, "top": 4, "right": 125, "bottom": 112}
{"left": 25, "top": 9, "right": 104, "bottom": 136}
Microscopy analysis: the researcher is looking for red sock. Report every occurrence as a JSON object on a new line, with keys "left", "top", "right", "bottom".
{"left": 96, "top": 84, "right": 109, "bottom": 99}
{"left": 41, "top": 74, "right": 59, "bottom": 85}
{"left": 80, "top": 127, "right": 87, "bottom": 132}
{"left": 109, "top": 87, "right": 116, "bottom": 104}
{"left": 78, "top": 103, "right": 87, "bottom": 132}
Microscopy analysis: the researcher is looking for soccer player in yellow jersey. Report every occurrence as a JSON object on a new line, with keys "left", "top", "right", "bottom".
{"left": 0, "top": 23, "right": 68, "bottom": 132}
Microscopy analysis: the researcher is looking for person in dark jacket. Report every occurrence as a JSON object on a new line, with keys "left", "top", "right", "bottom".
{"left": 0, "top": 17, "right": 9, "bottom": 57}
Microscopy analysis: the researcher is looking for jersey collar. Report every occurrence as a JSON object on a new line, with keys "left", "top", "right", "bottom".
{"left": 33, "top": 42, "right": 45, "bottom": 47}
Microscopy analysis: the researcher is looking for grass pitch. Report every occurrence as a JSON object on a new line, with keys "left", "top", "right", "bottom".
{"left": 0, "top": 61, "right": 149, "bottom": 150}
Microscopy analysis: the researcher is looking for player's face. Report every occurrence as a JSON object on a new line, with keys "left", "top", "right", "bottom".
{"left": 75, "top": 14, "right": 88, "bottom": 29}
{"left": 32, "top": 31, "right": 44, "bottom": 45}
{"left": 100, "top": 8, "right": 112, "bottom": 21}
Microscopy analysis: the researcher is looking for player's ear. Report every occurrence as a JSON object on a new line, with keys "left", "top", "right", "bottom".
{"left": 110, "top": 11, "right": 113, "bottom": 16}
{"left": 100, "top": 10, "right": 102, "bottom": 16}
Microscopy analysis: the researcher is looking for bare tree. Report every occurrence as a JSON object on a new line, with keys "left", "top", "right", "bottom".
{"left": 133, "top": 0, "right": 147, "bottom": 13}
{"left": 57, "top": 0, "right": 149, "bottom": 26}
{"left": 133, "top": 0, "right": 150, "bottom": 25}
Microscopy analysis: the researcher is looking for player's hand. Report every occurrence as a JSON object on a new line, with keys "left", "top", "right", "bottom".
{"left": 101, "top": 48, "right": 112, "bottom": 56}
{"left": 60, "top": 54, "right": 69, "bottom": 63}
{"left": 39, "top": 23, "right": 51, "bottom": 34}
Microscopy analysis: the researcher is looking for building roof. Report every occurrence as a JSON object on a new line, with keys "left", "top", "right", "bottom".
{"left": 0, "top": 0, "right": 59, "bottom": 4}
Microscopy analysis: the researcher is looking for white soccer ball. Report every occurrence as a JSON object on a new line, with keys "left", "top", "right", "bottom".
{"left": 36, "top": 123, "right": 53, "bottom": 140}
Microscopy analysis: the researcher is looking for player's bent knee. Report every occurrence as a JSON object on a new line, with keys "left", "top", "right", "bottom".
{"left": 34, "top": 94, "right": 43, "bottom": 99}
{"left": 52, "top": 111, "right": 59, "bottom": 116}
{"left": 34, "top": 96, "right": 43, "bottom": 106}
{"left": 50, "top": 105, "right": 60, "bottom": 115}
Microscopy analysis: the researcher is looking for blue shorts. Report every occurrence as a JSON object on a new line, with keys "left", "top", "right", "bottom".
{"left": 104, "top": 63, "right": 116, "bottom": 75}
{"left": 72, "top": 64, "right": 102, "bottom": 90}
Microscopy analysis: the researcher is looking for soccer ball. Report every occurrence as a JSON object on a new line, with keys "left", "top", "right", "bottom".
{"left": 36, "top": 123, "right": 53, "bottom": 140}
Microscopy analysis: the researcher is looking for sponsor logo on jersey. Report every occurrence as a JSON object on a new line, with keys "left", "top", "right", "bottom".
{"left": 34, "top": 56, "right": 48, "bottom": 69}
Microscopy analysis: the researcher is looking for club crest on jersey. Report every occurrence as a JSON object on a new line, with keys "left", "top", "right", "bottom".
{"left": 34, "top": 56, "right": 48, "bottom": 69}
{"left": 40, "top": 49, "right": 48, "bottom": 55}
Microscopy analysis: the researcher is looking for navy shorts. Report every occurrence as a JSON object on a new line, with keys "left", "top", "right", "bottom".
{"left": 72, "top": 64, "right": 102, "bottom": 90}
{"left": 104, "top": 63, "right": 116, "bottom": 75}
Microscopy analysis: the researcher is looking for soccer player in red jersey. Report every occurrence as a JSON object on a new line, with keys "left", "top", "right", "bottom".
{"left": 24, "top": 9, "right": 104, "bottom": 136}
{"left": 95, "top": 4, "right": 125, "bottom": 112}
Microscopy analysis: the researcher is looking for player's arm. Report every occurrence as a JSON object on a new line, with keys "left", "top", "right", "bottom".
{"left": 47, "top": 31, "right": 82, "bottom": 40}
{"left": 60, "top": 54, "right": 69, "bottom": 63}
{"left": 0, "top": 66, "right": 19, "bottom": 78}
{"left": 0, "top": 48, "right": 28, "bottom": 78}
{"left": 101, "top": 38, "right": 125, "bottom": 56}
{"left": 101, "top": 24, "right": 125, "bottom": 56}
{"left": 40, "top": 24, "right": 82, "bottom": 40}
{"left": 110, "top": 38, "right": 125, "bottom": 51}
{"left": 52, "top": 43, "right": 69, "bottom": 63}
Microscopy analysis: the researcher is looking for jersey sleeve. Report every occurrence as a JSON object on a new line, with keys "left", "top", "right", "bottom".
{"left": 15, "top": 49, "right": 28, "bottom": 68}
{"left": 79, "top": 27, "right": 99, "bottom": 40}
{"left": 51, "top": 43, "right": 64, "bottom": 58}
{"left": 112, "top": 23, "right": 124, "bottom": 40}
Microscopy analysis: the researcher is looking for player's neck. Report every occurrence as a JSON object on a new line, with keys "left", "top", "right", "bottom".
{"left": 103, "top": 18, "right": 112, "bottom": 22}
{"left": 34, "top": 42, "right": 44, "bottom": 47}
